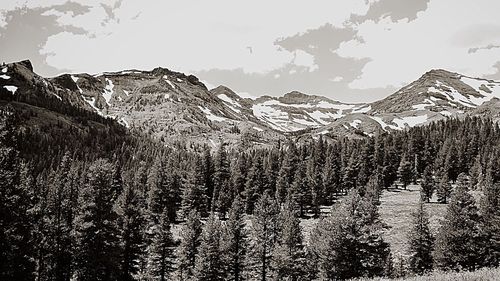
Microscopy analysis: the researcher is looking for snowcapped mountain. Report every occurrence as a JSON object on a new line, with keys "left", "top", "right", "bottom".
{"left": 2, "top": 60, "right": 500, "bottom": 146}
{"left": 307, "top": 69, "right": 500, "bottom": 139}
{"left": 250, "top": 91, "right": 368, "bottom": 132}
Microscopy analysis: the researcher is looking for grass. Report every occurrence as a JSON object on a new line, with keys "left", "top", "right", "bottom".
{"left": 353, "top": 267, "right": 500, "bottom": 281}
{"left": 378, "top": 184, "right": 447, "bottom": 259}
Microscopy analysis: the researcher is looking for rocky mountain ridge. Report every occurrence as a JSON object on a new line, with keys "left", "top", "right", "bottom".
{"left": 2, "top": 60, "right": 500, "bottom": 147}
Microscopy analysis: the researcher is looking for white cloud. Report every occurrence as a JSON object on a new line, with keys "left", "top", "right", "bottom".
{"left": 293, "top": 50, "right": 318, "bottom": 72}
{"left": 37, "top": 0, "right": 369, "bottom": 74}
{"left": 338, "top": 0, "right": 500, "bottom": 89}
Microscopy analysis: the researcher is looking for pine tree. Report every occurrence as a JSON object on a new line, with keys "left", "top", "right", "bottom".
{"left": 0, "top": 151, "right": 36, "bottom": 281}
{"left": 309, "top": 192, "right": 361, "bottom": 280}
{"left": 434, "top": 173, "right": 482, "bottom": 271}
{"left": 194, "top": 213, "right": 224, "bottom": 281}
{"left": 271, "top": 199, "right": 305, "bottom": 280}
{"left": 358, "top": 192, "right": 392, "bottom": 278}
{"left": 469, "top": 155, "right": 482, "bottom": 190}
{"left": 289, "top": 164, "right": 308, "bottom": 217}
{"left": 116, "top": 183, "right": 145, "bottom": 281}
{"left": 182, "top": 156, "right": 208, "bottom": 217}
{"left": 420, "top": 166, "right": 435, "bottom": 203}
{"left": 342, "top": 151, "right": 358, "bottom": 192}
{"left": 480, "top": 180, "right": 500, "bottom": 267}
{"left": 243, "top": 155, "right": 265, "bottom": 214}
{"left": 178, "top": 209, "right": 203, "bottom": 280}
{"left": 306, "top": 157, "right": 322, "bottom": 217}
{"left": 322, "top": 146, "right": 340, "bottom": 204}
{"left": 363, "top": 172, "right": 382, "bottom": 206}
{"left": 221, "top": 196, "right": 248, "bottom": 281}
{"left": 407, "top": 201, "right": 434, "bottom": 275}
{"left": 202, "top": 146, "right": 215, "bottom": 208}
{"left": 148, "top": 157, "right": 179, "bottom": 223}
{"left": 436, "top": 173, "right": 452, "bottom": 204}
{"left": 275, "top": 141, "right": 298, "bottom": 203}
{"left": 212, "top": 143, "right": 232, "bottom": 218}
{"left": 45, "top": 152, "right": 76, "bottom": 281}
{"left": 73, "top": 159, "right": 121, "bottom": 281}
{"left": 248, "top": 191, "right": 279, "bottom": 281}
{"left": 145, "top": 209, "right": 175, "bottom": 281}
{"left": 230, "top": 153, "right": 247, "bottom": 197}
{"left": 309, "top": 189, "right": 391, "bottom": 279}
{"left": 397, "top": 153, "right": 413, "bottom": 189}
{"left": 147, "top": 156, "right": 165, "bottom": 216}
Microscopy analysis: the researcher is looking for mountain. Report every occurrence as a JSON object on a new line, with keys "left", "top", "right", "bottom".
{"left": 306, "top": 69, "right": 500, "bottom": 139}
{"left": 2, "top": 60, "right": 500, "bottom": 147}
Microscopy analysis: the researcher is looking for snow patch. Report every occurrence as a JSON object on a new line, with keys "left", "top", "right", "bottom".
{"left": 306, "top": 110, "right": 333, "bottom": 125}
{"left": 370, "top": 116, "right": 401, "bottom": 131}
{"left": 0, "top": 74, "right": 10, "bottom": 79}
{"left": 52, "top": 93, "right": 62, "bottom": 101}
{"left": 352, "top": 105, "right": 371, "bottom": 113}
{"left": 198, "top": 106, "right": 227, "bottom": 122}
{"left": 119, "top": 117, "right": 129, "bottom": 128}
{"left": 440, "top": 110, "right": 452, "bottom": 117}
{"left": 253, "top": 126, "right": 264, "bottom": 132}
{"left": 252, "top": 103, "right": 300, "bottom": 131}
{"left": 318, "top": 130, "right": 329, "bottom": 135}
{"left": 123, "top": 90, "right": 130, "bottom": 96}
{"left": 293, "top": 116, "right": 318, "bottom": 126}
{"left": 163, "top": 75, "right": 176, "bottom": 89}
{"left": 82, "top": 96, "right": 103, "bottom": 116}
{"left": 218, "top": 94, "right": 242, "bottom": 113}
{"left": 1, "top": 67, "right": 7, "bottom": 73}
{"left": 102, "top": 78, "right": 114, "bottom": 105}
{"left": 412, "top": 99, "right": 435, "bottom": 110}
{"left": 3, "top": 85, "right": 17, "bottom": 94}
{"left": 218, "top": 94, "right": 241, "bottom": 107}
{"left": 428, "top": 81, "right": 476, "bottom": 108}
{"left": 71, "top": 75, "right": 83, "bottom": 94}
{"left": 349, "top": 119, "right": 362, "bottom": 129}
{"left": 461, "top": 76, "right": 500, "bottom": 104}
{"left": 392, "top": 115, "right": 428, "bottom": 128}
{"left": 209, "top": 138, "right": 217, "bottom": 148}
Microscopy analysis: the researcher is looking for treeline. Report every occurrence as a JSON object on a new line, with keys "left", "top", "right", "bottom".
{"left": 3, "top": 100, "right": 500, "bottom": 280}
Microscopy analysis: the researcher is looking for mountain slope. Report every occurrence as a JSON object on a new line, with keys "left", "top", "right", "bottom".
{"left": 2, "top": 60, "right": 500, "bottom": 145}
{"left": 306, "top": 69, "right": 500, "bottom": 139}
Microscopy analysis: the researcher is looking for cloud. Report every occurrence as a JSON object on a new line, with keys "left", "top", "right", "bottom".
{"left": 196, "top": 23, "right": 396, "bottom": 102}
{"left": 338, "top": 0, "right": 500, "bottom": 89}
{"left": 350, "top": 0, "right": 430, "bottom": 23}
{"left": 36, "top": 0, "right": 370, "bottom": 76}
{"left": 0, "top": 4, "right": 89, "bottom": 76}
{"left": 1, "top": 0, "right": 500, "bottom": 103}
{"left": 485, "top": 61, "right": 500, "bottom": 80}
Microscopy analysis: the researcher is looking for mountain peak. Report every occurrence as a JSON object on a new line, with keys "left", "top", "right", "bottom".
{"left": 10, "top": 59, "right": 34, "bottom": 72}
{"left": 421, "top": 69, "right": 460, "bottom": 80}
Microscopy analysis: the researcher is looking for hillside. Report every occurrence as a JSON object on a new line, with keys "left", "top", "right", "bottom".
{"left": 3, "top": 60, "right": 500, "bottom": 147}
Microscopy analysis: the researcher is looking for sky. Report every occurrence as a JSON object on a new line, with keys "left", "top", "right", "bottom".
{"left": 1, "top": 0, "right": 500, "bottom": 102}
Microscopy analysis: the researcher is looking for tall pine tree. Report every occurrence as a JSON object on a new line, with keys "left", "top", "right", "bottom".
{"left": 434, "top": 173, "right": 482, "bottom": 271}
{"left": 248, "top": 191, "right": 279, "bottom": 281}
{"left": 73, "top": 159, "right": 121, "bottom": 280}
{"left": 194, "top": 213, "right": 224, "bottom": 281}
{"left": 145, "top": 209, "right": 175, "bottom": 281}
{"left": 407, "top": 201, "right": 434, "bottom": 275}
{"left": 178, "top": 209, "right": 203, "bottom": 280}
{"left": 221, "top": 196, "right": 248, "bottom": 281}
